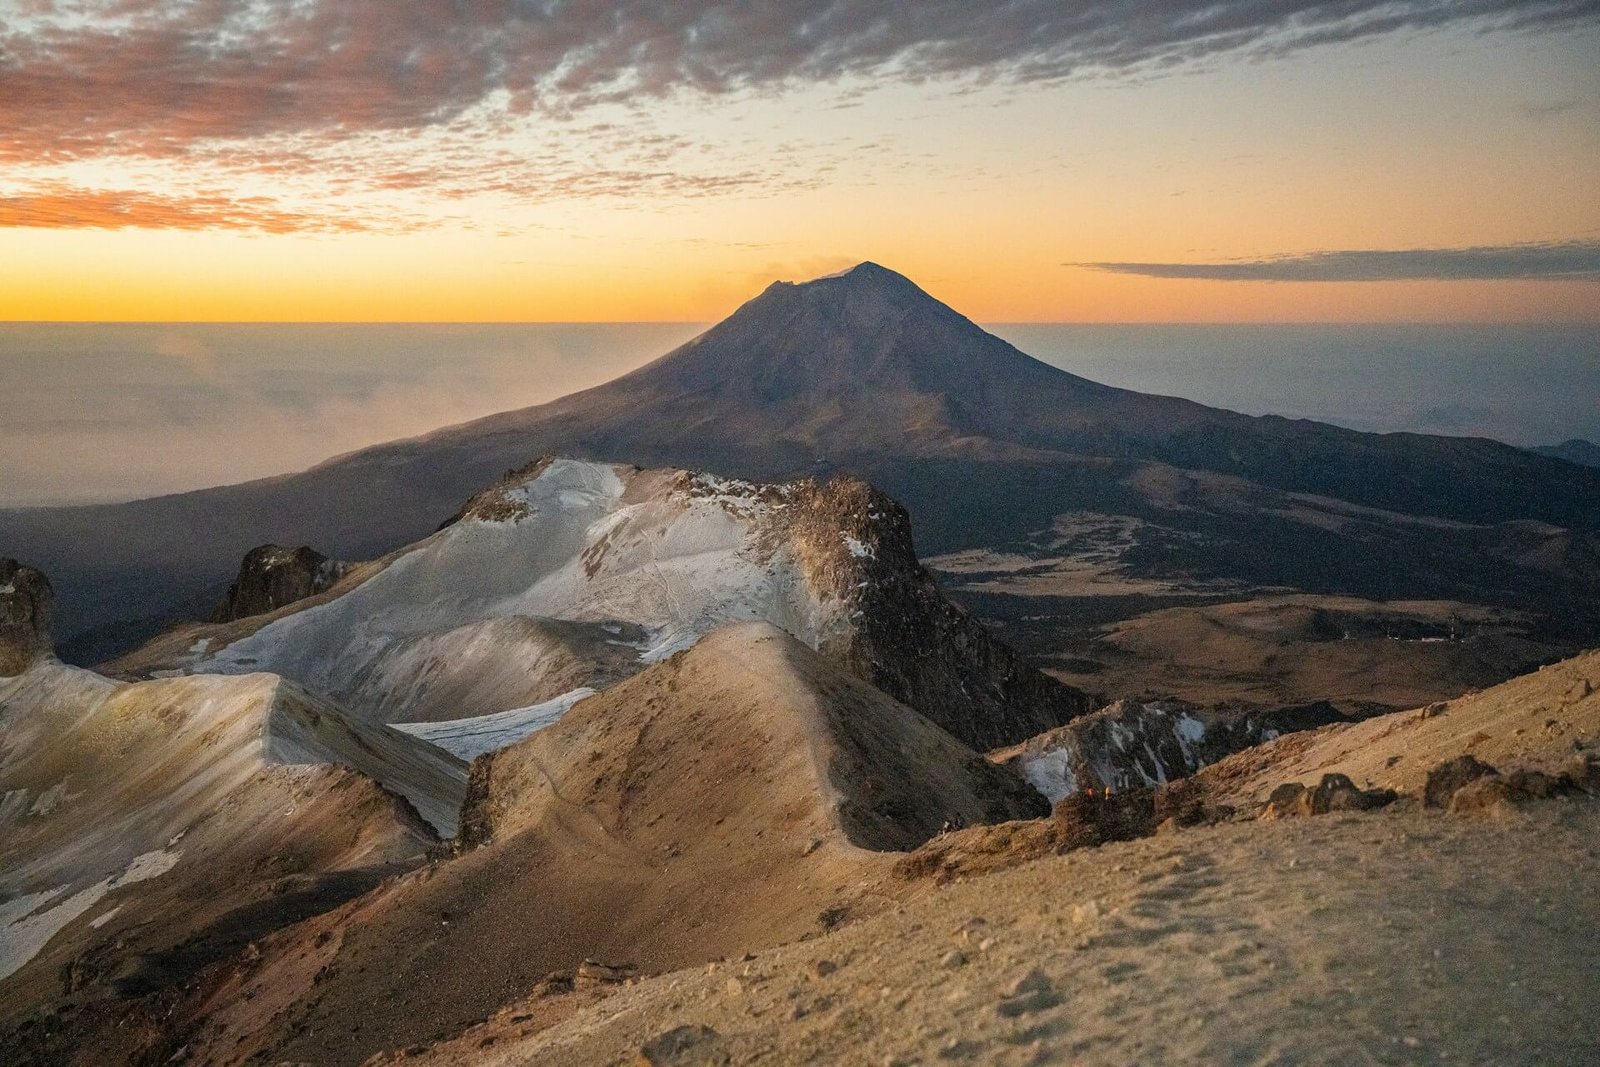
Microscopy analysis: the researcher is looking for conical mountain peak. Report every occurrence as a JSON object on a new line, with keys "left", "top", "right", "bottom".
{"left": 627, "top": 261, "right": 1078, "bottom": 406}
{"left": 767, "top": 260, "right": 946, "bottom": 308}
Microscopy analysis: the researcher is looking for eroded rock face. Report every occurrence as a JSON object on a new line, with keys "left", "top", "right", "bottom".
{"left": 212, "top": 544, "right": 352, "bottom": 622}
{"left": 997, "top": 697, "right": 1349, "bottom": 803}
{"left": 0, "top": 558, "right": 52, "bottom": 674}
{"left": 775, "top": 475, "right": 1095, "bottom": 750}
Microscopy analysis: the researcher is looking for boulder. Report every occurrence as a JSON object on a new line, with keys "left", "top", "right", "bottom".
{"left": 1423, "top": 755, "right": 1499, "bottom": 808}
{"left": 0, "top": 559, "right": 52, "bottom": 675}
{"left": 1261, "top": 774, "right": 1397, "bottom": 819}
{"left": 212, "top": 544, "right": 351, "bottom": 622}
{"left": 1447, "top": 763, "right": 1591, "bottom": 816}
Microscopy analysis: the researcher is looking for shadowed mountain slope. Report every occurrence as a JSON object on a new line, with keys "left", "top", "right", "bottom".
{"left": 4, "top": 263, "right": 1597, "bottom": 662}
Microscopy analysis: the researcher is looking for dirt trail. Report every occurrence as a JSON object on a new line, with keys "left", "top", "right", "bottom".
{"left": 401, "top": 799, "right": 1600, "bottom": 1066}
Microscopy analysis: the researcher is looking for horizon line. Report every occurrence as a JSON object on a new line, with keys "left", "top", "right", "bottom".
{"left": 3, "top": 319, "right": 1598, "bottom": 328}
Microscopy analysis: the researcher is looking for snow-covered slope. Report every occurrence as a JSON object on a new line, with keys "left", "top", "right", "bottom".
{"left": 391, "top": 687, "right": 597, "bottom": 760}
{"left": 0, "top": 658, "right": 457, "bottom": 1007}
{"left": 113, "top": 458, "right": 1091, "bottom": 750}
{"left": 136, "top": 461, "right": 838, "bottom": 721}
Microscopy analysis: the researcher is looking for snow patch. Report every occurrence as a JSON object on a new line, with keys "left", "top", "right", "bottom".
{"left": 842, "top": 534, "right": 875, "bottom": 560}
{"left": 1175, "top": 713, "right": 1207, "bottom": 745}
{"left": 183, "top": 459, "right": 853, "bottom": 728}
{"left": 640, "top": 629, "right": 703, "bottom": 664}
{"left": 0, "top": 848, "right": 181, "bottom": 981}
{"left": 1020, "top": 749, "right": 1078, "bottom": 805}
{"left": 391, "top": 688, "right": 597, "bottom": 760}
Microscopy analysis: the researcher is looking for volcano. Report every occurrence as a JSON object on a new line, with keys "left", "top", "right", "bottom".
{"left": 3, "top": 263, "right": 1597, "bottom": 663}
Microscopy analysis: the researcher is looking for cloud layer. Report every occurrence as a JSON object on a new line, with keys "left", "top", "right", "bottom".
{"left": 0, "top": 186, "right": 396, "bottom": 233}
{"left": 1073, "top": 240, "right": 1600, "bottom": 281}
{"left": 5, "top": 1, "right": 1595, "bottom": 162}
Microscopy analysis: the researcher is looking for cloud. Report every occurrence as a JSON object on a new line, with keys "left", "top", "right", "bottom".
{"left": 0, "top": 186, "right": 407, "bottom": 233}
{"left": 3, "top": 1, "right": 1595, "bottom": 164}
{"left": 1070, "top": 240, "right": 1600, "bottom": 281}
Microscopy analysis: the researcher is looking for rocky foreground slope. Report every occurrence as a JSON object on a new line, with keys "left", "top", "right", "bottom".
{"left": 7, "top": 623, "right": 1049, "bottom": 1065}
{"left": 399, "top": 801, "right": 1600, "bottom": 1067}
{"left": 373, "top": 649, "right": 1600, "bottom": 1067}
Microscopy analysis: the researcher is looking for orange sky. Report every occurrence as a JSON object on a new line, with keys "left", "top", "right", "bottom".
{"left": 2, "top": 4, "right": 1597, "bottom": 322}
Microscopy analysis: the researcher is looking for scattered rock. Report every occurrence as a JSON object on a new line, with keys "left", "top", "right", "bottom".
{"left": 1418, "top": 702, "right": 1448, "bottom": 720}
{"left": 1559, "top": 753, "right": 1600, "bottom": 792}
{"left": 995, "top": 968, "right": 1061, "bottom": 1017}
{"left": 532, "top": 972, "right": 574, "bottom": 998}
{"left": 1053, "top": 787, "right": 1157, "bottom": 848}
{"left": 1071, "top": 899, "right": 1102, "bottom": 925}
{"left": 939, "top": 950, "right": 966, "bottom": 970}
{"left": 1151, "top": 777, "right": 1212, "bottom": 829}
{"left": 575, "top": 959, "right": 636, "bottom": 988}
{"left": 1003, "top": 968, "right": 1051, "bottom": 998}
{"left": 1261, "top": 774, "right": 1396, "bottom": 819}
{"left": 1446, "top": 776, "right": 1521, "bottom": 816}
{"left": 807, "top": 959, "right": 838, "bottom": 980}
{"left": 1447, "top": 762, "right": 1591, "bottom": 816}
{"left": 636, "top": 1024, "right": 728, "bottom": 1066}
{"left": 1423, "top": 756, "right": 1498, "bottom": 808}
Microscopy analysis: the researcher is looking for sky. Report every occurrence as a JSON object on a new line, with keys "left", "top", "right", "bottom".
{"left": 1, "top": 1, "right": 1598, "bottom": 322}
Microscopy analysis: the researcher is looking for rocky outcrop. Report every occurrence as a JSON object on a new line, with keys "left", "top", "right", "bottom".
{"left": 1260, "top": 774, "right": 1396, "bottom": 819}
{"left": 1422, "top": 754, "right": 1499, "bottom": 808}
{"left": 894, "top": 777, "right": 1232, "bottom": 884}
{"left": 995, "top": 697, "right": 1350, "bottom": 803}
{"left": 212, "top": 544, "right": 353, "bottom": 622}
{"left": 1430, "top": 754, "right": 1599, "bottom": 816}
{"left": 773, "top": 475, "right": 1095, "bottom": 750}
{"left": 0, "top": 558, "right": 52, "bottom": 675}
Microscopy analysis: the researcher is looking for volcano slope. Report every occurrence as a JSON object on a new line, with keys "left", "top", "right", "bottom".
{"left": 7, "top": 264, "right": 1596, "bottom": 691}
{"left": 104, "top": 622, "right": 1047, "bottom": 1067}
{"left": 107, "top": 457, "right": 1092, "bottom": 751}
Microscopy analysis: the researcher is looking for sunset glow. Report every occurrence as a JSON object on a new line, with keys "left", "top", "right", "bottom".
{"left": 2, "top": 2, "right": 1597, "bottom": 322}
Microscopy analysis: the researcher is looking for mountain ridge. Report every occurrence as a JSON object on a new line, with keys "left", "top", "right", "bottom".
{"left": 2, "top": 262, "right": 1596, "bottom": 663}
